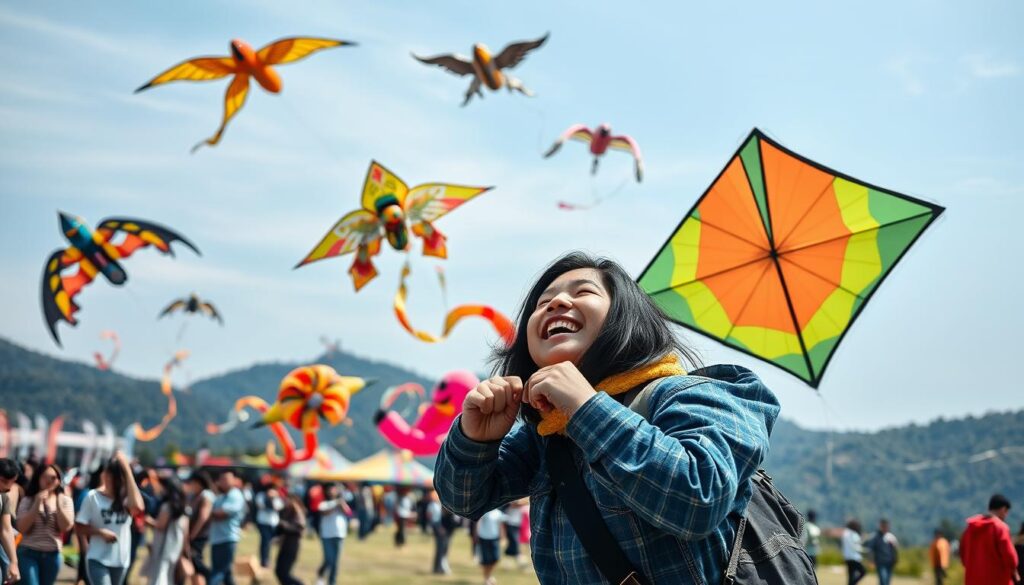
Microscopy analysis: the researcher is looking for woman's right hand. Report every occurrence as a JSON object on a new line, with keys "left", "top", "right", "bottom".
{"left": 460, "top": 376, "right": 523, "bottom": 442}
{"left": 97, "top": 529, "right": 118, "bottom": 543}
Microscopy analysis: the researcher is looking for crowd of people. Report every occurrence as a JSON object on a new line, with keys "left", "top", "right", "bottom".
{"left": 811, "top": 493, "right": 1023, "bottom": 585}
{"left": 0, "top": 454, "right": 536, "bottom": 585}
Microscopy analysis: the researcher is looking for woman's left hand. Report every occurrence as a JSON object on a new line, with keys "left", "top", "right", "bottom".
{"left": 524, "top": 362, "right": 596, "bottom": 418}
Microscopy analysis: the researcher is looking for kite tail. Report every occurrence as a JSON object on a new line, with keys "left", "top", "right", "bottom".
{"left": 0, "top": 410, "right": 9, "bottom": 458}
{"left": 133, "top": 350, "right": 188, "bottom": 442}
{"left": 44, "top": 415, "right": 64, "bottom": 465}
{"left": 393, "top": 261, "right": 515, "bottom": 345}
{"left": 206, "top": 396, "right": 299, "bottom": 470}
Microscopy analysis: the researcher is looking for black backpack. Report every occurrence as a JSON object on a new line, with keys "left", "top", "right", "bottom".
{"left": 548, "top": 375, "right": 818, "bottom": 585}
{"left": 628, "top": 375, "right": 818, "bottom": 584}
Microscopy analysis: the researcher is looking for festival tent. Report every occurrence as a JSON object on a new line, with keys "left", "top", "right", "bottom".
{"left": 287, "top": 445, "right": 352, "bottom": 478}
{"left": 309, "top": 449, "right": 433, "bottom": 487}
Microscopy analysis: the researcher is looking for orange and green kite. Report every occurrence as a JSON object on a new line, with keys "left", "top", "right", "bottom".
{"left": 638, "top": 129, "right": 944, "bottom": 387}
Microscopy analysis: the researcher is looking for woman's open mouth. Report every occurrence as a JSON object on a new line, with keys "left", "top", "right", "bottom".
{"left": 542, "top": 316, "right": 581, "bottom": 340}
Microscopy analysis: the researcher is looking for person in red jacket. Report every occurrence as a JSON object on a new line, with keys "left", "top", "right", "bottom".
{"left": 960, "top": 494, "right": 1019, "bottom": 585}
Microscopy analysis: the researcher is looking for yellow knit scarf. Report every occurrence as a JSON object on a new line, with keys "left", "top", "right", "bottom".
{"left": 536, "top": 354, "right": 685, "bottom": 436}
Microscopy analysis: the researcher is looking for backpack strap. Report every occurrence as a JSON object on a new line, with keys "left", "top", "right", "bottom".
{"left": 722, "top": 515, "right": 747, "bottom": 585}
{"left": 546, "top": 436, "right": 647, "bottom": 585}
{"left": 623, "top": 376, "right": 751, "bottom": 585}
{"left": 621, "top": 377, "right": 667, "bottom": 419}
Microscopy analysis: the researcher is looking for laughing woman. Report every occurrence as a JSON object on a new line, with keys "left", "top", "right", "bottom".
{"left": 435, "top": 252, "right": 780, "bottom": 585}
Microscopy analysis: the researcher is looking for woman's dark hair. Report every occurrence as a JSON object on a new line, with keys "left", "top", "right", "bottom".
{"left": 0, "top": 458, "right": 19, "bottom": 481}
{"left": 160, "top": 475, "right": 187, "bottom": 520}
{"left": 25, "top": 463, "right": 63, "bottom": 499}
{"left": 846, "top": 519, "right": 862, "bottom": 533}
{"left": 490, "top": 251, "right": 700, "bottom": 424}
{"left": 87, "top": 465, "right": 105, "bottom": 490}
{"left": 187, "top": 470, "right": 213, "bottom": 492}
{"left": 101, "top": 457, "right": 128, "bottom": 516}
{"left": 323, "top": 483, "right": 338, "bottom": 499}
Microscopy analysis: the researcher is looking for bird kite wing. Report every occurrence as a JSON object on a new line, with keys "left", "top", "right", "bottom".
{"left": 294, "top": 209, "right": 382, "bottom": 268}
{"left": 41, "top": 248, "right": 91, "bottom": 346}
{"left": 192, "top": 74, "right": 250, "bottom": 152}
{"left": 257, "top": 37, "right": 353, "bottom": 66}
{"left": 200, "top": 302, "right": 223, "bottom": 324}
{"left": 159, "top": 299, "right": 188, "bottom": 319}
{"left": 95, "top": 218, "right": 201, "bottom": 259}
{"left": 544, "top": 124, "right": 592, "bottom": 158}
{"left": 609, "top": 135, "right": 644, "bottom": 182}
{"left": 411, "top": 53, "right": 475, "bottom": 77}
{"left": 494, "top": 33, "right": 549, "bottom": 70}
{"left": 135, "top": 57, "right": 237, "bottom": 92}
{"left": 404, "top": 183, "right": 493, "bottom": 225}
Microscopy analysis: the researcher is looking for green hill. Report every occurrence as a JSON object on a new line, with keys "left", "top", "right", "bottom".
{"left": 0, "top": 336, "right": 432, "bottom": 461}
{"left": 2, "top": 337, "right": 1021, "bottom": 544}
{"left": 765, "top": 413, "right": 1024, "bottom": 544}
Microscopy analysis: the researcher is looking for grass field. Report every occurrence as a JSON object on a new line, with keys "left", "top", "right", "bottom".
{"left": 55, "top": 524, "right": 958, "bottom": 585}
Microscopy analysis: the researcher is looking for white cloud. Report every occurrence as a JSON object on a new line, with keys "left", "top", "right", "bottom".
{"left": 961, "top": 54, "right": 1020, "bottom": 79}
{"left": 0, "top": 9, "right": 124, "bottom": 56}
{"left": 885, "top": 56, "right": 926, "bottom": 96}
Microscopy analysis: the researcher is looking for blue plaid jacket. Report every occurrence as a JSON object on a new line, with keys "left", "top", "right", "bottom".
{"left": 435, "top": 365, "right": 780, "bottom": 585}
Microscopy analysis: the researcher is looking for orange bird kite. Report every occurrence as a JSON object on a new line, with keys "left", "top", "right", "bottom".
{"left": 413, "top": 33, "right": 549, "bottom": 106}
{"left": 136, "top": 37, "right": 355, "bottom": 152}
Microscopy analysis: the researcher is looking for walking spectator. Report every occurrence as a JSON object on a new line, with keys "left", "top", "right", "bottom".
{"left": 961, "top": 494, "right": 1019, "bottom": 585}
{"left": 315, "top": 483, "right": 350, "bottom": 585}
{"left": 185, "top": 471, "right": 215, "bottom": 585}
{"left": 865, "top": 518, "right": 899, "bottom": 585}
{"left": 305, "top": 484, "right": 323, "bottom": 539}
{"left": 207, "top": 471, "right": 245, "bottom": 585}
{"left": 126, "top": 468, "right": 160, "bottom": 582}
{"left": 1014, "top": 522, "right": 1024, "bottom": 585}
{"left": 503, "top": 500, "right": 524, "bottom": 565}
{"left": 0, "top": 458, "right": 21, "bottom": 585}
{"left": 802, "top": 509, "right": 821, "bottom": 568}
{"left": 426, "top": 491, "right": 450, "bottom": 575}
{"left": 254, "top": 484, "right": 283, "bottom": 568}
{"left": 518, "top": 500, "right": 531, "bottom": 568}
{"left": 477, "top": 507, "right": 505, "bottom": 585}
{"left": 74, "top": 454, "right": 145, "bottom": 585}
{"left": 357, "top": 484, "right": 375, "bottom": 540}
{"left": 16, "top": 463, "right": 74, "bottom": 585}
{"left": 929, "top": 529, "right": 950, "bottom": 585}
{"left": 73, "top": 468, "right": 103, "bottom": 585}
{"left": 141, "top": 476, "right": 189, "bottom": 585}
{"left": 393, "top": 488, "right": 413, "bottom": 548}
{"left": 275, "top": 495, "right": 305, "bottom": 585}
{"left": 842, "top": 519, "right": 866, "bottom": 585}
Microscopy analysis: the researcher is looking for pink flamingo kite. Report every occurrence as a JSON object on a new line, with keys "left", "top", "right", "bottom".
{"left": 544, "top": 123, "right": 644, "bottom": 182}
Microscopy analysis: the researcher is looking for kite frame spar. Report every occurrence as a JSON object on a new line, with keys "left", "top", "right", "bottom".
{"left": 637, "top": 128, "right": 945, "bottom": 388}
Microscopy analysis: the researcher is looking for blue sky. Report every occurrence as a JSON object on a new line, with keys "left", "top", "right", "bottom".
{"left": 1, "top": 0, "right": 1021, "bottom": 432}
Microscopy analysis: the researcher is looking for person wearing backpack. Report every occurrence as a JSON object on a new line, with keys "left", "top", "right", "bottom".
{"left": 435, "top": 252, "right": 794, "bottom": 584}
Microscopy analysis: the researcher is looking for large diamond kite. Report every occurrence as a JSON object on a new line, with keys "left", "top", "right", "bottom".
{"left": 638, "top": 129, "right": 944, "bottom": 387}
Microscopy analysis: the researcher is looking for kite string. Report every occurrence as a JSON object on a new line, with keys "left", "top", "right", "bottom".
{"left": 513, "top": 98, "right": 549, "bottom": 157}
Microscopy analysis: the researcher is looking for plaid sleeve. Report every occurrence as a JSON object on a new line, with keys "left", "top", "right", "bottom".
{"left": 434, "top": 416, "right": 539, "bottom": 521}
{"left": 566, "top": 376, "right": 778, "bottom": 539}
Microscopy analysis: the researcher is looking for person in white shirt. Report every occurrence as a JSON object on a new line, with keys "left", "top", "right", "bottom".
{"left": 315, "top": 484, "right": 351, "bottom": 585}
{"left": 73, "top": 454, "right": 145, "bottom": 585}
{"left": 841, "top": 519, "right": 866, "bottom": 585}
{"left": 477, "top": 507, "right": 505, "bottom": 585}
{"left": 254, "top": 485, "right": 283, "bottom": 568}
{"left": 393, "top": 489, "right": 414, "bottom": 549}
